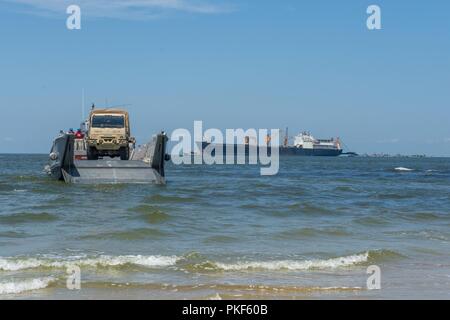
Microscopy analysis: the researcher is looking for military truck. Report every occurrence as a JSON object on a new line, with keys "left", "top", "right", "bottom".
{"left": 86, "top": 109, "right": 135, "bottom": 160}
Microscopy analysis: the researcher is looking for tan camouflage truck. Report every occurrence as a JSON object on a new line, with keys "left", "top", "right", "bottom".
{"left": 86, "top": 109, "right": 135, "bottom": 160}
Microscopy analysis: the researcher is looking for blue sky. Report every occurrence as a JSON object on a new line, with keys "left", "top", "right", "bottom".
{"left": 0, "top": 0, "right": 449, "bottom": 155}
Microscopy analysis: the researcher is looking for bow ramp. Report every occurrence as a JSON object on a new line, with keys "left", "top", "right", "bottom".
{"left": 62, "top": 160, "right": 165, "bottom": 184}
{"left": 46, "top": 133, "right": 169, "bottom": 184}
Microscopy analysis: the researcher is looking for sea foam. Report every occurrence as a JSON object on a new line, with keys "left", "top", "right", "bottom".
{"left": 0, "top": 277, "right": 55, "bottom": 295}
{"left": 394, "top": 167, "right": 414, "bottom": 172}
{"left": 213, "top": 252, "right": 370, "bottom": 271}
{"left": 0, "top": 251, "right": 394, "bottom": 273}
{"left": 0, "top": 255, "right": 179, "bottom": 271}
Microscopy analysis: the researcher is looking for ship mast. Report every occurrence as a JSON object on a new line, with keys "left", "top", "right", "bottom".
{"left": 283, "top": 127, "right": 289, "bottom": 147}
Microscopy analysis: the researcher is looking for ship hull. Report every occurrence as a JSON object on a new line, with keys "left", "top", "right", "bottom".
{"left": 279, "top": 146, "right": 343, "bottom": 156}
{"left": 200, "top": 143, "right": 343, "bottom": 157}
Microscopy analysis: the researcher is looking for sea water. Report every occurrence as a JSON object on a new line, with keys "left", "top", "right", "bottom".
{"left": 0, "top": 155, "right": 449, "bottom": 299}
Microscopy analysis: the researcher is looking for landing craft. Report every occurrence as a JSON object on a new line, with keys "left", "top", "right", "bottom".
{"left": 44, "top": 107, "right": 170, "bottom": 184}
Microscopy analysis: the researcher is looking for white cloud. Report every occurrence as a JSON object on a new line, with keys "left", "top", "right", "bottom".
{"left": 3, "top": 137, "right": 14, "bottom": 142}
{"left": 5, "top": 0, "right": 233, "bottom": 19}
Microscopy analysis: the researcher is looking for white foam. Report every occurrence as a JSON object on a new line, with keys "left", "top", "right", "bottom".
{"left": 0, "top": 258, "right": 43, "bottom": 271}
{"left": 395, "top": 167, "right": 414, "bottom": 172}
{"left": 76, "top": 255, "right": 179, "bottom": 268}
{"left": 0, "top": 253, "right": 370, "bottom": 273}
{"left": 0, "top": 255, "right": 179, "bottom": 271}
{"left": 0, "top": 277, "right": 55, "bottom": 295}
{"left": 214, "top": 252, "right": 369, "bottom": 271}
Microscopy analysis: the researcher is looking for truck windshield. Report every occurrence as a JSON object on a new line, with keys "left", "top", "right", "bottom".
{"left": 91, "top": 115, "right": 125, "bottom": 128}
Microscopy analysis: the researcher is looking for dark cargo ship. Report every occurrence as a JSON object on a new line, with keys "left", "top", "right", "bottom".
{"left": 200, "top": 131, "right": 344, "bottom": 157}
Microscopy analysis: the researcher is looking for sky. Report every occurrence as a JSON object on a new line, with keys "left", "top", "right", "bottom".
{"left": 0, "top": 0, "right": 449, "bottom": 155}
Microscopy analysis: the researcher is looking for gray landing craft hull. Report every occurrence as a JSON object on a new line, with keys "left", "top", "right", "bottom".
{"left": 45, "top": 133, "right": 169, "bottom": 184}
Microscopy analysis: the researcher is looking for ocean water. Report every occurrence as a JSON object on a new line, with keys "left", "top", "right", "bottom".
{"left": 0, "top": 154, "right": 449, "bottom": 299}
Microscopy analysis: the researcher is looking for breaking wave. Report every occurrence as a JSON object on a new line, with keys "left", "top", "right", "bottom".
{"left": 0, "top": 250, "right": 403, "bottom": 273}
{"left": 180, "top": 250, "right": 403, "bottom": 272}
{"left": 394, "top": 167, "right": 414, "bottom": 172}
{"left": 0, "top": 277, "right": 55, "bottom": 295}
{"left": 0, "top": 255, "right": 179, "bottom": 271}
{"left": 211, "top": 253, "right": 369, "bottom": 271}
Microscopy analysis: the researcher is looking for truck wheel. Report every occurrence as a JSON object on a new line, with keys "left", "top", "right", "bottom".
{"left": 119, "top": 147, "right": 129, "bottom": 161}
{"left": 87, "top": 147, "right": 99, "bottom": 160}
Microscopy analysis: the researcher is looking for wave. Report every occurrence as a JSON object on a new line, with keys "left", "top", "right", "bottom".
{"left": 276, "top": 227, "right": 351, "bottom": 239}
{"left": 211, "top": 253, "right": 369, "bottom": 271}
{"left": 334, "top": 186, "right": 359, "bottom": 193}
{"left": 128, "top": 205, "right": 171, "bottom": 224}
{"left": 0, "top": 231, "right": 28, "bottom": 238}
{"left": 47, "top": 197, "right": 72, "bottom": 205}
{"left": 354, "top": 216, "right": 389, "bottom": 226}
{"left": 203, "top": 235, "right": 238, "bottom": 243}
{"left": 287, "top": 203, "right": 333, "bottom": 215}
{"left": 182, "top": 250, "right": 404, "bottom": 272}
{"left": 239, "top": 204, "right": 263, "bottom": 209}
{"left": 142, "top": 212, "right": 171, "bottom": 224}
{"left": 0, "top": 212, "right": 58, "bottom": 224}
{"left": 394, "top": 167, "right": 414, "bottom": 172}
{"left": 0, "top": 277, "right": 55, "bottom": 295}
{"left": 80, "top": 228, "right": 169, "bottom": 240}
{"left": 404, "top": 211, "right": 444, "bottom": 221}
{"left": 365, "top": 249, "right": 405, "bottom": 262}
{"left": 0, "top": 250, "right": 402, "bottom": 273}
{"left": 181, "top": 252, "right": 384, "bottom": 272}
{"left": 145, "top": 194, "right": 198, "bottom": 204}
{"left": 384, "top": 230, "right": 449, "bottom": 242}
{"left": 0, "top": 255, "right": 179, "bottom": 271}
{"left": 373, "top": 192, "right": 417, "bottom": 200}
{"left": 0, "top": 183, "right": 15, "bottom": 192}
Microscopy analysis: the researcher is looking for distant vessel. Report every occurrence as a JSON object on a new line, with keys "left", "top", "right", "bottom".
{"left": 201, "top": 130, "right": 345, "bottom": 157}
{"left": 280, "top": 131, "right": 343, "bottom": 156}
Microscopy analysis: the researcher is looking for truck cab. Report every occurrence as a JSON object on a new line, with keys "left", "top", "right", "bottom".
{"left": 86, "top": 109, "right": 135, "bottom": 160}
